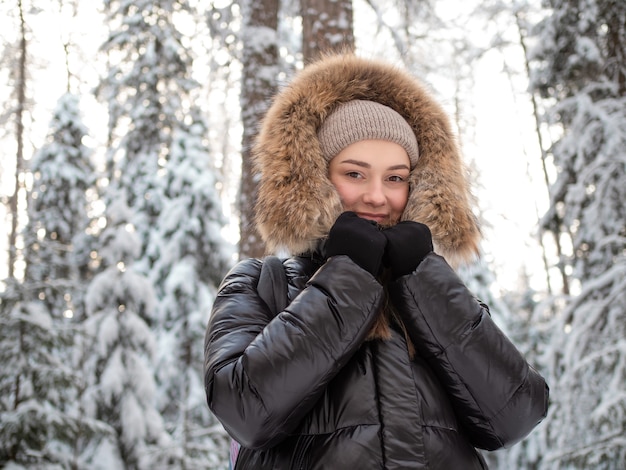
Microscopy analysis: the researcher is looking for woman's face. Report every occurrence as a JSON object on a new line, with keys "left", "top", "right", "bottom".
{"left": 328, "top": 139, "right": 411, "bottom": 227}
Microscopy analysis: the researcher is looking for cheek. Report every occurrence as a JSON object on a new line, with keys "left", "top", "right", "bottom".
{"left": 332, "top": 181, "right": 358, "bottom": 207}
{"left": 391, "top": 189, "right": 409, "bottom": 215}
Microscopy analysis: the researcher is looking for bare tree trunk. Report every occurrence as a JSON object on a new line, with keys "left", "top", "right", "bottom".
{"left": 8, "top": 0, "right": 28, "bottom": 280}
{"left": 238, "top": 0, "right": 279, "bottom": 259}
{"left": 515, "top": 11, "right": 569, "bottom": 295}
{"left": 59, "top": 0, "right": 78, "bottom": 94}
{"left": 301, "top": 0, "right": 354, "bottom": 62}
{"left": 603, "top": 0, "right": 626, "bottom": 96}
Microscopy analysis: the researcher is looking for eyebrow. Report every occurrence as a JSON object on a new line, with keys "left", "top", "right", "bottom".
{"left": 338, "top": 158, "right": 410, "bottom": 171}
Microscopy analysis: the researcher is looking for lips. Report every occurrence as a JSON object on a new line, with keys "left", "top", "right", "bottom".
{"left": 357, "top": 213, "right": 388, "bottom": 223}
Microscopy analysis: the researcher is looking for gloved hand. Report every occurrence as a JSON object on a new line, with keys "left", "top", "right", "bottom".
{"left": 383, "top": 221, "right": 433, "bottom": 279}
{"left": 325, "top": 211, "right": 387, "bottom": 276}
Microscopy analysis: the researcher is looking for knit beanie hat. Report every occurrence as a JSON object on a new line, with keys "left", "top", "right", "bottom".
{"left": 317, "top": 100, "right": 419, "bottom": 167}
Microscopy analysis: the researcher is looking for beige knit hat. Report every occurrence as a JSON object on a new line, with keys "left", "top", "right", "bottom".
{"left": 317, "top": 100, "right": 419, "bottom": 167}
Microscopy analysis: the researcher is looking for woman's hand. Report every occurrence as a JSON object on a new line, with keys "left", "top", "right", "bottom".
{"left": 325, "top": 211, "right": 387, "bottom": 276}
{"left": 383, "top": 221, "right": 433, "bottom": 279}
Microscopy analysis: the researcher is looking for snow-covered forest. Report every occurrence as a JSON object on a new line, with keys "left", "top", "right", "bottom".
{"left": 0, "top": 0, "right": 624, "bottom": 469}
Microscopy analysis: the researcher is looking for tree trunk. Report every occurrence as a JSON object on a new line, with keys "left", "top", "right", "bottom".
{"left": 238, "top": 0, "right": 280, "bottom": 259}
{"left": 8, "top": 0, "right": 28, "bottom": 279}
{"left": 301, "top": 0, "right": 354, "bottom": 62}
{"left": 514, "top": 11, "right": 567, "bottom": 295}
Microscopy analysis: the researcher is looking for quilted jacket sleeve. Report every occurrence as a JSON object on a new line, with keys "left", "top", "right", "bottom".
{"left": 389, "top": 253, "right": 549, "bottom": 451}
{"left": 204, "top": 256, "right": 383, "bottom": 450}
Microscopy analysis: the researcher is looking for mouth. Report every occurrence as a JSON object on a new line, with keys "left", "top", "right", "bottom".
{"left": 358, "top": 213, "right": 388, "bottom": 224}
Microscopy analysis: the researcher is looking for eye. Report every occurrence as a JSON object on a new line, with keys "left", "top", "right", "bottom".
{"left": 387, "top": 175, "right": 407, "bottom": 183}
{"left": 346, "top": 171, "right": 363, "bottom": 179}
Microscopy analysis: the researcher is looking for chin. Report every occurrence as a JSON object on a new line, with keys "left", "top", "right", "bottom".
{"left": 378, "top": 220, "right": 397, "bottom": 229}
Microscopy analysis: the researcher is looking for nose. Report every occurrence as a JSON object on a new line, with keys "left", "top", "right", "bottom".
{"left": 362, "top": 181, "right": 386, "bottom": 206}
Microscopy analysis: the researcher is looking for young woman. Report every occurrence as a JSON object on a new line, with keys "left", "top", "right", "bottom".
{"left": 204, "top": 53, "right": 549, "bottom": 469}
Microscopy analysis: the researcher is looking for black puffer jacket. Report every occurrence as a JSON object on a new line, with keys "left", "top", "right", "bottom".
{"left": 204, "top": 251, "right": 549, "bottom": 469}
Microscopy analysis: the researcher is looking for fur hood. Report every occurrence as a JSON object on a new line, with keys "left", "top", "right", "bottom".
{"left": 253, "top": 53, "right": 480, "bottom": 267}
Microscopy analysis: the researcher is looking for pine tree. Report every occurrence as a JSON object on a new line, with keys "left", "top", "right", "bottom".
{"left": 527, "top": 0, "right": 626, "bottom": 467}
{"left": 97, "top": 0, "right": 198, "bottom": 253}
{"left": 24, "top": 93, "right": 95, "bottom": 320}
{"left": 0, "top": 92, "right": 107, "bottom": 468}
{"left": 92, "top": 1, "right": 236, "bottom": 465}
{"left": 147, "top": 110, "right": 233, "bottom": 468}
{"left": 82, "top": 197, "right": 171, "bottom": 469}
{"left": 0, "top": 280, "right": 82, "bottom": 468}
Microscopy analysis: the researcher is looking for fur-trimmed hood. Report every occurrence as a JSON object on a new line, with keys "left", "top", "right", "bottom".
{"left": 253, "top": 53, "right": 480, "bottom": 267}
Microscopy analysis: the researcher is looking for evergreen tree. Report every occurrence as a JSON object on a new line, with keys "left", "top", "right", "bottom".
{"left": 24, "top": 92, "right": 95, "bottom": 320}
{"left": 0, "top": 92, "right": 107, "bottom": 469}
{"left": 0, "top": 280, "right": 82, "bottom": 468}
{"left": 92, "top": 2, "right": 237, "bottom": 465}
{"left": 82, "top": 197, "right": 171, "bottom": 469}
{"left": 147, "top": 111, "right": 232, "bottom": 468}
{"left": 526, "top": 0, "right": 626, "bottom": 467}
{"left": 97, "top": 0, "right": 198, "bottom": 254}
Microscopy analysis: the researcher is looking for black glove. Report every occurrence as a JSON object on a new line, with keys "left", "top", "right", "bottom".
{"left": 383, "top": 221, "right": 433, "bottom": 279}
{"left": 325, "top": 212, "right": 387, "bottom": 276}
